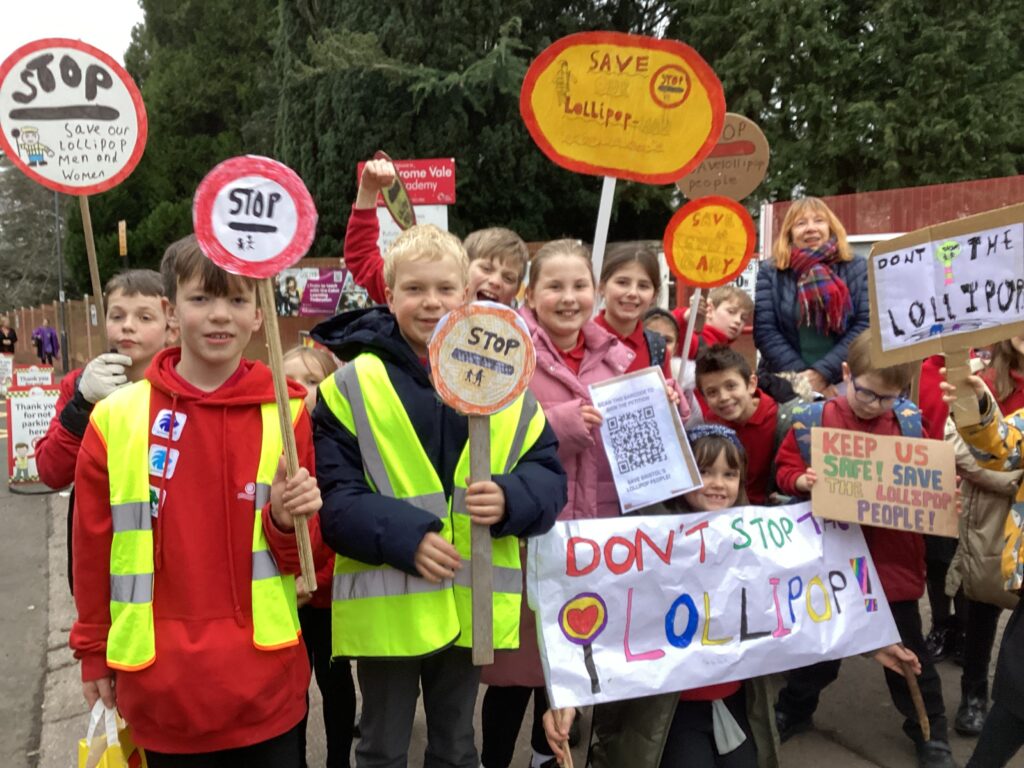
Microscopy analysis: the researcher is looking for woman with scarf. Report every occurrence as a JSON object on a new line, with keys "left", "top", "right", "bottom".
{"left": 753, "top": 197, "right": 869, "bottom": 396}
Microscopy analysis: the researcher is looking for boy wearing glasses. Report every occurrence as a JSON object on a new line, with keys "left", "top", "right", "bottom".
{"left": 772, "top": 330, "right": 954, "bottom": 768}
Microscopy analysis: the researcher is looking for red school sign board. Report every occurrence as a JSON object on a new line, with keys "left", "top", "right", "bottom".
{"left": 356, "top": 157, "right": 456, "bottom": 206}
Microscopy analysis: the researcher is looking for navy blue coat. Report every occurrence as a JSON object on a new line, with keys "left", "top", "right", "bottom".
{"left": 753, "top": 256, "right": 870, "bottom": 385}
{"left": 311, "top": 308, "right": 567, "bottom": 576}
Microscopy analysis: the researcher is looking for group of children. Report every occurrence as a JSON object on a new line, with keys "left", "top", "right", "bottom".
{"left": 40, "top": 156, "right": 1023, "bottom": 768}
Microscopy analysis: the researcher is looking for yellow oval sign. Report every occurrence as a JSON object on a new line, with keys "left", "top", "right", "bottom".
{"left": 520, "top": 31, "right": 725, "bottom": 185}
{"left": 663, "top": 196, "right": 755, "bottom": 288}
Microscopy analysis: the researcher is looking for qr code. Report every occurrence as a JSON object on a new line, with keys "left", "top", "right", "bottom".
{"left": 606, "top": 407, "right": 667, "bottom": 473}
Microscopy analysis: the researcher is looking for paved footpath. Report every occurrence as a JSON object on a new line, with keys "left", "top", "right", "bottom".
{"left": 5, "top": 480, "right": 1021, "bottom": 768}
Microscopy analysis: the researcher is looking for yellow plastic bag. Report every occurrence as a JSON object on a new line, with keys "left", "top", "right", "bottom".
{"left": 77, "top": 701, "right": 147, "bottom": 768}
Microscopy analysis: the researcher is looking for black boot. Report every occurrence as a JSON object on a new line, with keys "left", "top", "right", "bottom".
{"left": 954, "top": 679, "right": 988, "bottom": 737}
{"left": 924, "top": 626, "right": 953, "bottom": 663}
{"left": 916, "top": 740, "right": 956, "bottom": 768}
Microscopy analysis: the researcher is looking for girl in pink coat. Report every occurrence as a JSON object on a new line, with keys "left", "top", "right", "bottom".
{"left": 481, "top": 239, "right": 635, "bottom": 768}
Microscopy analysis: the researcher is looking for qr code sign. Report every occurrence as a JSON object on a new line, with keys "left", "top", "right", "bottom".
{"left": 607, "top": 406, "right": 668, "bottom": 473}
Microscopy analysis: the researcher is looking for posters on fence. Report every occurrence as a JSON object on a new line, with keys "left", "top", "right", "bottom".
{"left": 590, "top": 368, "right": 700, "bottom": 512}
{"left": 272, "top": 268, "right": 373, "bottom": 317}
{"left": 6, "top": 384, "right": 60, "bottom": 489}
{"left": 868, "top": 203, "right": 1024, "bottom": 363}
{"left": 527, "top": 502, "right": 899, "bottom": 708}
{"left": 811, "top": 427, "right": 958, "bottom": 537}
{"left": 13, "top": 364, "right": 54, "bottom": 388}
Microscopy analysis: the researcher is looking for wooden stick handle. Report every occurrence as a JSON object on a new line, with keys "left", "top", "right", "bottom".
{"left": 258, "top": 280, "right": 317, "bottom": 588}
{"left": 78, "top": 196, "right": 108, "bottom": 350}
{"left": 900, "top": 659, "right": 930, "bottom": 742}
{"left": 676, "top": 288, "right": 702, "bottom": 386}
{"left": 944, "top": 349, "right": 981, "bottom": 426}
{"left": 558, "top": 708, "right": 575, "bottom": 768}
{"left": 469, "top": 414, "right": 494, "bottom": 666}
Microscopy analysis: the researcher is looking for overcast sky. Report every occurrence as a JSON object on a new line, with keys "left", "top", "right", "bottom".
{"left": 2, "top": 0, "right": 144, "bottom": 65}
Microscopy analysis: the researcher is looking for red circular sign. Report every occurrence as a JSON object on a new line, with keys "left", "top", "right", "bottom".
{"left": 192, "top": 155, "right": 318, "bottom": 279}
{"left": 0, "top": 38, "right": 148, "bottom": 196}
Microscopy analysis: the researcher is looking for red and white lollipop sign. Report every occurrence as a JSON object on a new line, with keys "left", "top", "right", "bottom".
{"left": 193, "top": 155, "right": 318, "bottom": 278}
{"left": 0, "top": 38, "right": 148, "bottom": 195}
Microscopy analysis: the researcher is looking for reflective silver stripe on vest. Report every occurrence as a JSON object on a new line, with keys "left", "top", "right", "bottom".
{"left": 338, "top": 366, "right": 395, "bottom": 496}
{"left": 255, "top": 482, "right": 271, "bottom": 510}
{"left": 111, "top": 502, "right": 151, "bottom": 533}
{"left": 252, "top": 549, "right": 281, "bottom": 581}
{"left": 332, "top": 569, "right": 452, "bottom": 601}
{"left": 504, "top": 392, "right": 538, "bottom": 474}
{"left": 453, "top": 561, "right": 523, "bottom": 594}
{"left": 110, "top": 573, "right": 153, "bottom": 603}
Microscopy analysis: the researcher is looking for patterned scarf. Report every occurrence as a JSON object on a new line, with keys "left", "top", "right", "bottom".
{"left": 788, "top": 237, "right": 852, "bottom": 335}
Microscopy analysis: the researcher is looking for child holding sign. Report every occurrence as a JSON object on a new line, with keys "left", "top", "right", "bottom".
{"left": 70, "top": 237, "right": 323, "bottom": 765}
{"left": 311, "top": 225, "right": 565, "bottom": 768}
{"left": 941, "top": 369, "right": 1024, "bottom": 768}
{"left": 773, "top": 331, "right": 954, "bottom": 768}
{"left": 345, "top": 155, "right": 528, "bottom": 307}
{"left": 35, "top": 269, "right": 172, "bottom": 593}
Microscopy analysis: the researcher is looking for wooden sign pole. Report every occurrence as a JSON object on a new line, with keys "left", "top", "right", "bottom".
{"left": 676, "top": 288, "right": 702, "bottom": 385}
{"left": 901, "top": 659, "right": 930, "bottom": 741}
{"left": 78, "top": 196, "right": 108, "bottom": 350}
{"left": 257, "top": 279, "right": 317, "bottom": 589}
{"left": 468, "top": 414, "right": 494, "bottom": 665}
{"left": 590, "top": 176, "right": 617, "bottom": 315}
{"left": 944, "top": 348, "right": 981, "bottom": 426}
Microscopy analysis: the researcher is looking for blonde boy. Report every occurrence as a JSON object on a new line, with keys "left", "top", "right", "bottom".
{"left": 312, "top": 225, "right": 566, "bottom": 767}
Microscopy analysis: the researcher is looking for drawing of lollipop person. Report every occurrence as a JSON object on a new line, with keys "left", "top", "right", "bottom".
{"left": 559, "top": 592, "right": 608, "bottom": 693}
{"left": 13, "top": 127, "right": 55, "bottom": 167}
{"left": 554, "top": 60, "right": 574, "bottom": 106}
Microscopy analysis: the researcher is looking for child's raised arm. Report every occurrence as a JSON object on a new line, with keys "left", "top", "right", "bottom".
{"left": 940, "top": 370, "right": 1024, "bottom": 472}
{"left": 343, "top": 157, "right": 397, "bottom": 304}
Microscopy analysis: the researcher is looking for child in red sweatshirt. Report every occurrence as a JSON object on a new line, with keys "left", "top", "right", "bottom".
{"left": 772, "top": 331, "right": 954, "bottom": 768}
{"left": 674, "top": 284, "right": 753, "bottom": 359}
{"left": 70, "top": 236, "right": 322, "bottom": 764}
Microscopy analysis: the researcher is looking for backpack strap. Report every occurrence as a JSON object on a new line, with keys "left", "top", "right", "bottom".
{"left": 645, "top": 329, "right": 667, "bottom": 369}
{"left": 893, "top": 400, "right": 923, "bottom": 438}
{"left": 790, "top": 401, "right": 826, "bottom": 466}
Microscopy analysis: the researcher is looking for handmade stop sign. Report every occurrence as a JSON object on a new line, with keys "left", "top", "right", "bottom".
{"left": 193, "top": 155, "right": 319, "bottom": 588}
{"left": 0, "top": 38, "right": 148, "bottom": 195}
{"left": 193, "top": 155, "right": 317, "bottom": 279}
{"left": 429, "top": 303, "right": 536, "bottom": 666}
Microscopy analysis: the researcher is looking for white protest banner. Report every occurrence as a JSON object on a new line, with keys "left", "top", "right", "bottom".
{"left": 13, "top": 363, "right": 54, "bottom": 388}
{"left": 527, "top": 502, "right": 899, "bottom": 708}
{"left": 7, "top": 384, "right": 60, "bottom": 491}
{"left": 589, "top": 367, "right": 700, "bottom": 512}
{"left": 0, "top": 354, "right": 13, "bottom": 395}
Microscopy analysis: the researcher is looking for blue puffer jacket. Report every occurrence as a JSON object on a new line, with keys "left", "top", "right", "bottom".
{"left": 753, "top": 256, "right": 870, "bottom": 384}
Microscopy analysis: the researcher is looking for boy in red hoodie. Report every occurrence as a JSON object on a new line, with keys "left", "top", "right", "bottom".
{"left": 674, "top": 284, "right": 753, "bottom": 359}
{"left": 772, "top": 331, "right": 954, "bottom": 768}
{"left": 695, "top": 345, "right": 779, "bottom": 504}
{"left": 70, "top": 235, "right": 322, "bottom": 765}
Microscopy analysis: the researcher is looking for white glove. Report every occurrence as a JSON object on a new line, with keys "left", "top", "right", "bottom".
{"left": 79, "top": 353, "right": 133, "bottom": 403}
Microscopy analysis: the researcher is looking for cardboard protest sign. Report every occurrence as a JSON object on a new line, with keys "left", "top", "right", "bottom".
{"left": 663, "top": 196, "right": 756, "bottom": 289}
{"left": 193, "top": 154, "right": 319, "bottom": 586}
{"left": 676, "top": 113, "right": 770, "bottom": 202}
{"left": 810, "top": 426, "right": 958, "bottom": 537}
{"left": 13, "top": 363, "right": 54, "bottom": 388}
{"left": 589, "top": 368, "right": 700, "bottom": 513}
{"left": 429, "top": 302, "right": 536, "bottom": 416}
{"left": 528, "top": 502, "right": 899, "bottom": 708}
{"left": 0, "top": 39, "right": 148, "bottom": 195}
{"left": 520, "top": 32, "right": 724, "bottom": 185}
{"left": 429, "top": 302, "right": 536, "bottom": 664}
{"left": 7, "top": 384, "right": 60, "bottom": 491}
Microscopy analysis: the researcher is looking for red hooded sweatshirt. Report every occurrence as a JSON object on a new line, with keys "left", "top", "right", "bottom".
{"left": 70, "top": 348, "right": 319, "bottom": 754}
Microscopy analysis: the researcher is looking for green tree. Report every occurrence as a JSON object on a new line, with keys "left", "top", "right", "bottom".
{"left": 63, "top": 0, "right": 279, "bottom": 291}
{"left": 275, "top": 1, "right": 679, "bottom": 255}
{"left": 668, "top": 0, "right": 1024, "bottom": 200}
{"left": 0, "top": 153, "right": 64, "bottom": 311}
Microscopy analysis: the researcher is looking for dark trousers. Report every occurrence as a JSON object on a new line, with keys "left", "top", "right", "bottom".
{"left": 925, "top": 535, "right": 962, "bottom": 632}
{"left": 961, "top": 599, "right": 1003, "bottom": 699}
{"left": 480, "top": 685, "right": 550, "bottom": 767}
{"left": 660, "top": 689, "right": 757, "bottom": 768}
{"left": 776, "top": 600, "right": 948, "bottom": 743}
{"left": 298, "top": 606, "right": 356, "bottom": 768}
{"left": 146, "top": 722, "right": 301, "bottom": 767}
{"left": 965, "top": 700, "right": 1024, "bottom": 768}
{"left": 355, "top": 646, "right": 480, "bottom": 768}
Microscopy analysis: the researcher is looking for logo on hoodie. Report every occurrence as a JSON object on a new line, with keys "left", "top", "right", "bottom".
{"left": 152, "top": 409, "right": 187, "bottom": 441}
{"left": 148, "top": 445, "right": 180, "bottom": 479}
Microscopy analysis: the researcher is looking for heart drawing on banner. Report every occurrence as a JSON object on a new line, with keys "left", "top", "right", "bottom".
{"left": 567, "top": 605, "right": 599, "bottom": 636}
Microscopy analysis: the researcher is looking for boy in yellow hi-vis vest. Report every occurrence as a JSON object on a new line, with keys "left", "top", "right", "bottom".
{"left": 311, "top": 224, "right": 567, "bottom": 768}
{"left": 70, "top": 235, "right": 323, "bottom": 766}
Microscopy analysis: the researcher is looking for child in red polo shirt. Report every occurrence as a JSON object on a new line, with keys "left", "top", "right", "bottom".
{"left": 695, "top": 345, "right": 778, "bottom": 504}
